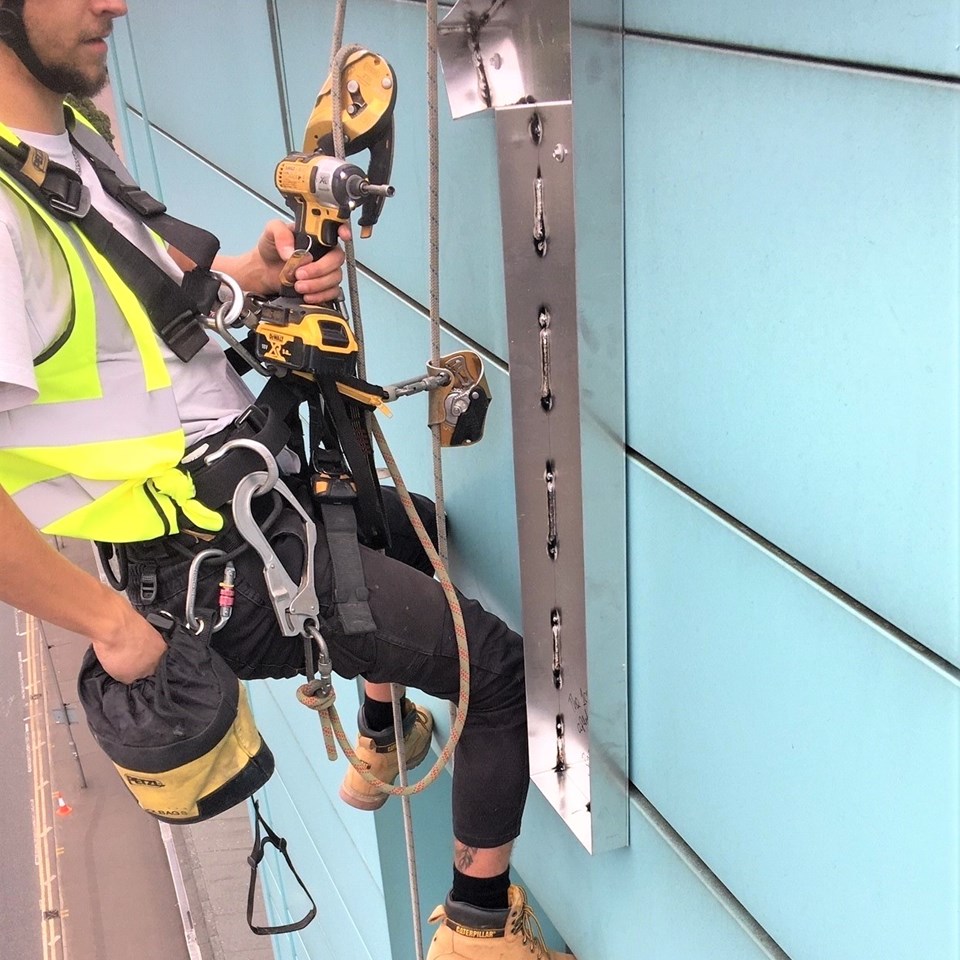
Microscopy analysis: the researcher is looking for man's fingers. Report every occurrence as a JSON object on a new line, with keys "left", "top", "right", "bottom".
{"left": 299, "top": 283, "right": 345, "bottom": 305}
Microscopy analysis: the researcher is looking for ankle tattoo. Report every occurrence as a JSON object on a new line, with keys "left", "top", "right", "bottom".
{"left": 454, "top": 842, "right": 478, "bottom": 872}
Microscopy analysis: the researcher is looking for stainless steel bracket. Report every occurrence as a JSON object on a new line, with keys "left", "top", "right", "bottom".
{"left": 439, "top": 0, "right": 628, "bottom": 853}
{"left": 437, "top": 0, "right": 572, "bottom": 118}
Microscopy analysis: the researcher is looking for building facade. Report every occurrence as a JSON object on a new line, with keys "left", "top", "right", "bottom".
{"left": 110, "top": 3, "right": 960, "bottom": 958}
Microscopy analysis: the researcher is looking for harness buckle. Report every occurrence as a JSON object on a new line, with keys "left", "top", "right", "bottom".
{"left": 48, "top": 179, "right": 92, "bottom": 219}
{"left": 139, "top": 566, "right": 158, "bottom": 604}
{"left": 311, "top": 449, "right": 357, "bottom": 504}
{"left": 156, "top": 308, "right": 207, "bottom": 362}
{"left": 311, "top": 469, "right": 357, "bottom": 505}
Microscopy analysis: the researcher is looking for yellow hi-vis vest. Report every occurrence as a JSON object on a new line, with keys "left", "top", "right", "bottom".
{"left": 0, "top": 113, "right": 218, "bottom": 542}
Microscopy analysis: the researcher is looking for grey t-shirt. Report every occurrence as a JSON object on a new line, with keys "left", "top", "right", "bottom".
{"left": 0, "top": 127, "right": 253, "bottom": 447}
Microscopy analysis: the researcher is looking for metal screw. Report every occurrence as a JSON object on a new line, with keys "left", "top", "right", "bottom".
{"left": 552, "top": 143, "right": 568, "bottom": 163}
{"left": 529, "top": 112, "right": 543, "bottom": 145}
{"left": 347, "top": 80, "right": 360, "bottom": 94}
{"left": 382, "top": 76, "right": 393, "bottom": 89}
{"left": 490, "top": 52, "right": 503, "bottom": 69}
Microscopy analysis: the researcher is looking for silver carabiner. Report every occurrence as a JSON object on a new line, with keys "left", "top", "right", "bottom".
{"left": 306, "top": 622, "right": 333, "bottom": 695}
{"left": 209, "top": 270, "right": 245, "bottom": 328}
{"left": 204, "top": 438, "right": 280, "bottom": 495}
{"left": 184, "top": 547, "right": 227, "bottom": 633}
{"left": 230, "top": 471, "right": 321, "bottom": 637}
{"left": 203, "top": 271, "right": 275, "bottom": 376}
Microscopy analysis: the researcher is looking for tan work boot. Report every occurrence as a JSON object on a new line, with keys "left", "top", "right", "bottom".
{"left": 338, "top": 700, "right": 434, "bottom": 810}
{"left": 426, "top": 884, "right": 575, "bottom": 959}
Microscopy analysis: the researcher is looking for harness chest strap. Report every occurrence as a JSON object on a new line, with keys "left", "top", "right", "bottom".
{"left": 0, "top": 109, "right": 219, "bottom": 361}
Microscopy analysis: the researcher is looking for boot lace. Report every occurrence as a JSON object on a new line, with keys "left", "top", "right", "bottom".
{"left": 510, "top": 894, "right": 551, "bottom": 957}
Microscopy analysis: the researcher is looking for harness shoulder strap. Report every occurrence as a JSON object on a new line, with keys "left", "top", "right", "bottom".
{"left": 0, "top": 118, "right": 215, "bottom": 361}
{"left": 69, "top": 118, "right": 221, "bottom": 271}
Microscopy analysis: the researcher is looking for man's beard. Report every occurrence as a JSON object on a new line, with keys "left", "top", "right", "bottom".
{"left": 0, "top": 1, "right": 108, "bottom": 99}
{"left": 36, "top": 59, "right": 108, "bottom": 98}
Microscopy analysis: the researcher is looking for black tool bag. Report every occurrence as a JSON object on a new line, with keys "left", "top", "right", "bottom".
{"left": 78, "top": 612, "right": 318, "bottom": 934}
{"left": 77, "top": 611, "right": 274, "bottom": 823}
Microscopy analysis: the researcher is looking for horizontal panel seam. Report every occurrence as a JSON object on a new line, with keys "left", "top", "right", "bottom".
{"left": 143, "top": 119, "right": 287, "bottom": 214}
{"left": 632, "top": 785, "right": 793, "bottom": 960}
{"left": 358, "top": 266, "right": 511, "bottom": 374}
{"left": 631, "top": 450, "right": 960, "bottom": 688}
{"left": 626, "top": 28, "right": 960, "bottom": 88}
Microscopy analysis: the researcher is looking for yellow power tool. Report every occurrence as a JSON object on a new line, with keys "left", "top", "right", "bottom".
{"left": 253, "top": 49, "right": 397, "bottom": 387}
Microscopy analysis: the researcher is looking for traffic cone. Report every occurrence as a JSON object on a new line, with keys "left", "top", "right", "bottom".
{"left": 53, "top": 791, "right": 72, "bottom": 817}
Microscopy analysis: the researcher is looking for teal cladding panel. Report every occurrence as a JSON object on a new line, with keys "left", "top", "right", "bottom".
{"left": 122, "top": 2, "right": 285, "bottom": 201}
{"left": 356, "top": 278, "right": 521, "bottom": 626}
{"left": 629, "top": 459, "right": 960, "bottom": 960}
{"left": 109, "top": 15, "right": 143, "bottom": 114}
{"left": 624, "top": 38, "right": 960, "bottom": 664}
{"left": 514, "top": 789, "right": 778, "bottom": 960}
{"left": 149, "top": 131, "right": 281, "bottom": 254}
{"left": 275, "top": 0, "right": 509, "bottom": 360}
{"left": 625, "top": 0, "right": 960, "bottom": 76}
{"left": 120, "top": 108, "right": 162, "bottom": 200}
{"left": 247, "top": 677, "right": 393, "bottom": 959}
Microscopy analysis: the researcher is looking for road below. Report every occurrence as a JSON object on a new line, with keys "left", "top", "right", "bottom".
{"left": 0, "top": 601, "right": 44, "bottom": 960}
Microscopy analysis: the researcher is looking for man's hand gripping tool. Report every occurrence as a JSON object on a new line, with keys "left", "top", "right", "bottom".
{"left": 245, "top": 50, "right": 398, "bottom": 425}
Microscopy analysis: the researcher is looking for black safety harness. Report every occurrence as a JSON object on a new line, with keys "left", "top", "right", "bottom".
{"left": 0, "top": 108, "right": 381, "bottom": 636}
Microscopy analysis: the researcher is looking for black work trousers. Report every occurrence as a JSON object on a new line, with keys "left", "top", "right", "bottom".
{"left": 125, "top": 488, "right": 529, "bottom": 849}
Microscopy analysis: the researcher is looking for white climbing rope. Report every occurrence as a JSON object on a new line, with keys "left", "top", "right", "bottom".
{"left": 294, "top": 4, "right": 465, "bottom": 957}
{"left": 316, "top": 0, "right": 470, "bottom": 804}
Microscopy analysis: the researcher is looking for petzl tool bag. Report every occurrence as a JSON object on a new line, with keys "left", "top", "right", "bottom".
{"left": 78, "top": 611, "right": 275, "bottom": 823}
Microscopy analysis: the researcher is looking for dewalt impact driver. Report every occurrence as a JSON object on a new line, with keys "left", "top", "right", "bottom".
{"left": 252, "top": 49, "right": 397, "bottom": 383}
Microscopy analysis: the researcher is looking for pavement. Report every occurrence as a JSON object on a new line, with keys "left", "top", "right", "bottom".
{"left": 20, "top": 536, "right": 275, "bottom": 960}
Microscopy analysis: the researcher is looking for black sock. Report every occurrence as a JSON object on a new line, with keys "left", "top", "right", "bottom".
{"left": 451, "top": 867, "right": 510, "bottom": 911}
{"left": 363, "top": 695, "right": 405, "bottom": 732}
